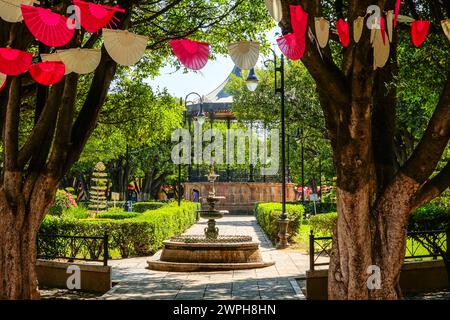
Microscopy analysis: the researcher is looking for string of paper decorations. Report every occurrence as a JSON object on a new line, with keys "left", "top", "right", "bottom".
{"left": 0, "top": 0, "right": 449, "bottom": 92}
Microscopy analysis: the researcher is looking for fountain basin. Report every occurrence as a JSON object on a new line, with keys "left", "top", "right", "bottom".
{"left": 198, "top": 209, "right": 228, "bottom": 220}
{"left": 147, "top": 236, "right": 274, "bottom": 272}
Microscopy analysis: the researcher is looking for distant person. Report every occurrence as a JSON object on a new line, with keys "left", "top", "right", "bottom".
{"left": 192, "top": 189, "right": 200, "bottom": 202}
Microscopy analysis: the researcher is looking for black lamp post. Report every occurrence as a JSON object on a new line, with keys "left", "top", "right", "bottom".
{"left": 247, "top": 49, "right": 289, "bottom": 248}
{"left": 177, "top": 97, "right": 185, "bottom": 206}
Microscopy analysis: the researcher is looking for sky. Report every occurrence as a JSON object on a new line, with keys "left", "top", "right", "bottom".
{"left": 145, "top": 28, "right": 281, "bottom": 99}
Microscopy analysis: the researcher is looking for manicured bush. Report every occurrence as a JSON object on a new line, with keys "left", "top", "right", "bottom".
{"left": 96, "top": 208, "right": 139, "bottom": 220}
{"left": 408, "top": 203, "right": 450, "bottom": 231}
{"left": 61, "top": 206, "right": 90, "bottom": 220}
{"left": 255, "top": 202, "right": 304, "bottom": 243}
{"left": 132, "top": 201, "right": 165, "bottom": 213}
{"left": 302, "top": 201, "right": 337, "bottom": 215}
{"left": 40, "top": 201, "right": 200, "bottom": 258}
{"left": 309, "top": 212, "right": 337, "bottom": 235}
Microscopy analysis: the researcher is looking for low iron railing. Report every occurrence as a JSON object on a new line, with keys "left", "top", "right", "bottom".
{"left": 37, "top": 233, "right": 109, "bottom": 266}
{"left": 309, "top": 229, "right": 449, "bottom": 271}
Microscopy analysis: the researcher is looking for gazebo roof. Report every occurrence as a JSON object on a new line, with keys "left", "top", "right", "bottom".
{"left": 186, "top": 66, "right": 241, "bottom": 120}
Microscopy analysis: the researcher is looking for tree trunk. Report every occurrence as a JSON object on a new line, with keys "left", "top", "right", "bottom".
{"left": 0, "top": 175, "right": 57, "bottom": 300}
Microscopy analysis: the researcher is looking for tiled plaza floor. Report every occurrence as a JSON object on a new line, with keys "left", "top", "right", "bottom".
{"left": 101, "top": 215, "right": 313, "bottom": 300}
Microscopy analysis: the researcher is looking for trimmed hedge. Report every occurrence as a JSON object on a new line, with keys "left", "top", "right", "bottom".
{"left": 40, "top": 201, "right": 200, "bottom": 258}
{"left": 133, "top": 201, "right": 165, "bottom": 213}
{"left": 255, "top": 202, "right": 304, "bottom": 243}
{"left": 309, "top": 212, "right": 337, "bottom": 235}
{"left": 408, "top": 203, "right": 450, "bottom": 231}
{"left": 96, "top": 209, "right": 140, "bottom": 220}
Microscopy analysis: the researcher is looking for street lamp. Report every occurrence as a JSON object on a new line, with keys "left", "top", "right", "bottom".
{"left": 245, "top": 68, "right": 259, "bottom": 92}
{"left": 252, "top": 49, "right": 288, "bottom": 249}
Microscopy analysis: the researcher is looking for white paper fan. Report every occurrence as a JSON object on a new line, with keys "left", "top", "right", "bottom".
{"left": 0, "top": 72, "right": 7, "bottom": 92}
{"left": 442, "top": 20, "right": 450, "bottom": 42}
{"left": 264, "top": 0, "right": 282, "bottom": 22}
{"left": 314, "top": 18, "right": 329, "bottom": 48}
{"left": 41, "top": 53, "right": 72, "bottom": 75}
{"left": 373, "top": 29, "right": 390, "bottom": 70}
{"left": 57, "top": 48, "right": 101, "bottom": 74}
{"left": 0, "top": 0, "right": 34, "bottom": 23}
{"left": 353, "top": 16, "right": 364, "bottom": 43}
{"left": 387, "top": 11, "right": 394, "bottom": 42}
{"left": 102, "top": 29, "right": 148, "bottom": 66}
{"left": 228, "top": 41, "right": 260, "bottom": 70}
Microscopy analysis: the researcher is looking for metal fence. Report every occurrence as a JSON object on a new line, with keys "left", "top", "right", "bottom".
{"left": 309, "top": 229, "right": 449, "bottom": 271}
{"left": 37, "top": 233, "right": 109, "bottom": 266}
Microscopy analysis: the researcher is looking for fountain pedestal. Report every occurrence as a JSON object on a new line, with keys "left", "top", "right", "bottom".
{"left": 147, "top": 167, "right": 274, "bottom": 272}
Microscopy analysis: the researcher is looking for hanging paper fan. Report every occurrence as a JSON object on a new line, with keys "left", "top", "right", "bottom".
{"left": 21, "top": 4, "right": 75, "bottom": 47}
{"left": 290, "top": 5, "right": 308, "bottom": 37}
{"left": 0, "top": 0, "right": 34, "bottom": 23}
{"left": 276, "top": 33, "right": 305, "bottom": 61}
{"left": 394, "top": 0, "right": 401, "bottom": 28}
{"left": 336, "top": 19, "right": 350, "bottom": 47}
{"left": 227, "top": 41, "right": 260, "bottom": 70}
{"left": 387, "top": 11, "right": 394, "bottom": 42}
{"left": 169, "top": 39, "right": 209, "bottom": 71}
{"left": 380, "top": 16, "right": 387, "bottom": 44}
{"left": 264, "top": 0, "right": 282, "bottom": 23}
{"left": 29, "top": 61, "right": 65, "bottom": 86}
{"left": 373, "top": 29, "right": 390, "bottom": 70}
{"left": 74, "top": 0, "right": 125, "bottom": 33}
{"left": 314, "top": 18, "right": 329, "bottom": 48}
{"left": 411, "top": 20, "right": 430, "bottom": 47}
{"left": 0, "top": 47, "right": 32, "bottom": 75}
{"left": 442, "top": 20, "right": 450, "bottom": 42}
{"left": 41, "top": 53, "right": 72, "bottom": 74}
{"left": 353, "top": 16, "right": 364, "bottom": 43}
{"left": 58, "top": 48, "right": 101, "bottom": 74}
{"left": 102, "top": 29, "right": 148, "bottom": 66}
{"left": 0, "top": 73, "right": 6, "bottom": 93}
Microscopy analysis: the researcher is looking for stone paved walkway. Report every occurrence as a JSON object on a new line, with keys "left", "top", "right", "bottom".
{"left": 101, "top": 215, "right": 312, "bottom": 300}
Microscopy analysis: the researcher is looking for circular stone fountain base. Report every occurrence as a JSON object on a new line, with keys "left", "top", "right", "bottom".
{"left": 147, "top": 236, "right": 274, "bottom": 272}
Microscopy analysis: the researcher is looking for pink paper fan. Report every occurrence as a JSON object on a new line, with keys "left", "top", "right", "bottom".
{"left": 0, "top": 47, "right": 33, "bottom": 76}
{"left": 276, "top": 33, "right": 305, "bottom": 61}
{"left": 74, "top": 0, "right": 125, "bottom": 33}
{"left": 29, "top": 61, "right": 65, "bottom": 86}
{"left": 411, "top": 20, "right": 430, "bottom": 47}
{"left": 21, "top": 5, "right": 75, "bottom": 47}
{"left": 169, "top": 39, "right": 209, "bottom": 70}
{"left": 380, "top": 16, "right": 386, "bottom": 44}
{"left": 290, "top": 5, "right": 308, "bottom": 38}
{"left": 336, "top": 19, "right": 350, "bottom": 47}
{"left": 394, "top": 0, "right": 401, "bottom": 28}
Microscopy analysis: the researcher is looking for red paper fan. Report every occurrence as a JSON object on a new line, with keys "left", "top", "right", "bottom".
{"left": 0, "top": 47, "right": 32, "bottom": 75}
{"left": 169, "top": 39, "right": 210, "bottom": 70}
{"left": 290, "top": 5, "right": 308, "bottom": 37}
{"left": 0, "top": 73, "right": 6, "bottom": 93}
{"left": 336, "top": 19, "right": 350, "bottom": 47}
{"left": 380, "top": 16, "right": 386, "bottom": 44}
{"left": 411, "top": 20, "right": 430, "bottom": 47}
{"left": 276, "top": 33, "right": 305, "bottom": 61}
{"left": 74, "top": 0, "right": 125, "bottom": 33}
{"left": 29, "top": 61, "right": 65, "bottom": 86}
{"left": 394, "top": 0, "right": 401, "bottom": 28}
{"left": 21, "top": 5, "right": 75, "bottom": 47}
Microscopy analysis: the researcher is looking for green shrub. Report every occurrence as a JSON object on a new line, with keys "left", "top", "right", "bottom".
{"left": 96, "top": 208, "right": 139, "bottom": 220}
{"left": 48, "top": 190, "right": 78, "bottom": 216}
{"left": 302, "top": 202, "right": 337, "bottom": 215}
{"left": 40, "top": 201, "right": 200, "bottom": 258}
{"left": 133, "top": 201, "right": 165, "bottom": 213}
{"left": 408, "top": 203, "right": 450, "bottom": 231}
{"left": 61, "top": 206, "right": 90, "bottom": 220}
{"left": 255, "top": 202, "right": 304, "bottom": 243}
{"left": 309, "top": 212, "right": 337, "bottom": 235}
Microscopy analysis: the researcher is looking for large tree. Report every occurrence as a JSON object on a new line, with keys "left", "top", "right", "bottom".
{"left": 0, "top": 0, "right": 270, "bottom": 299}
{"left": 277, "top": 0, "right": 450, "bottom": 299}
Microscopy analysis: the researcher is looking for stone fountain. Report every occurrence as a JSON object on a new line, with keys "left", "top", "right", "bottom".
{"left": 147, "top": 167, "right": 274, "bottom": 272}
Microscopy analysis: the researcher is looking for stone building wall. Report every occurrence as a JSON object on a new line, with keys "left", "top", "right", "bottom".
{"left": 184, "top": 182, "right": 296, "bottom": 214}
